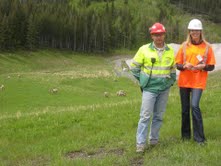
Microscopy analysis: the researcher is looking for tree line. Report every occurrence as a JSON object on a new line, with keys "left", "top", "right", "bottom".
{"left": 0, "top": 0, "right": 220, "bottom": 52}
{"left": 169, "top": 0, "right": 221, "bottom": 23}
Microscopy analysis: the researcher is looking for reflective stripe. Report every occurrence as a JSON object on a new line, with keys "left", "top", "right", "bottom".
{"left": 203, "top": 43, "right": 209, "bottom": 62}
{"left": 140, "top": 70, "right": 171, "bottom": 78}
{"left": 151, "top": 74, "right": 172, "bottom": 78}
{"left": 171, "top": 65, "right": 176, "bottom": 73}
{"left": 144, "top": 66, "right": 172, "bottom": 70}
{"left": 131, "top": 59, "right": 142, "bottom": 67}
{"left": 171, "top": 68, "right": 176, "bottom": 73}
{"left": 142, "top": 68, "right": 171, "bottom": 75}
{"left": 183, "top": 42, "right": 187, "bottom": 63}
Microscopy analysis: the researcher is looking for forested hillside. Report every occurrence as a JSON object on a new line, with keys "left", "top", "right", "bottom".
{"left": 169, "top": 0, "right": 221, "bottom": 23}
{"left": 0, "top": 0, "right": 220, "bottom": 52}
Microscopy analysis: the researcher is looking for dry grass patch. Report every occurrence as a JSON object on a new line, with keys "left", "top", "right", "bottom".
{"left": 66, "top": 148, "right": 124, "bottom": 160}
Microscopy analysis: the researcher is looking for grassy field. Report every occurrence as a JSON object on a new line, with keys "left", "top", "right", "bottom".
{"left": 0, "top": 50, "right": 221, "bottom": 166}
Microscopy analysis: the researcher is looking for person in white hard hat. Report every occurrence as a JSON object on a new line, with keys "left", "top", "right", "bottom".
{"left": 175, "top": 19, "right": 216, "bottom": 145}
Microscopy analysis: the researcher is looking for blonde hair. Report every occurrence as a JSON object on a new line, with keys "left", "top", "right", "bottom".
{"left": 185, "top": 30, "right": 208, "bottom": 45}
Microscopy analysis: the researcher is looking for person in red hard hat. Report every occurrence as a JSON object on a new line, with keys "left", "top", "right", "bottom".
{"left": 130, "top": 22, "right": 176, "bottom": 153}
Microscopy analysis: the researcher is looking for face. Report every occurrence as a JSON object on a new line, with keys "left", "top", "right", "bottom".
{"left": 189, "top": 30, "right": 201, "bottom": 41}
{"left": 151, "top": 33, "right": 165, "bottom": 47}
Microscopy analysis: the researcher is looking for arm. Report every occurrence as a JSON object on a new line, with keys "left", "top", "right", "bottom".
{"left": 170, "top": 62, "right": 177, "bottom": 85}
{"left": 130, "top": 47, "right": 144, "bottom": 80}
{"left": 203, "top": 46, "right": 216, "bottom": 71}
{"left": 176, "top": 64, "right": 184, "bottom": 71}
{"left": 204, "top": 65, "right": 215, "bottom": 71}
{"left": 130, "top": 60, "right": 142, "bottom": 80}
{"left": 175, "top": 44, "right": 195, "bottom": 70}
{"left": 175, "top": 44, "right": 187, "bottom": 71}
{"left": 194, "top": 46, "right": 216, "bottom": 71}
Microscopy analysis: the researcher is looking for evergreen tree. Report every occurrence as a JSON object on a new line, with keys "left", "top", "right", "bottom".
{"left": 26, "top": 14, "right": 39, "bottom": 50}
{"left": 0, "top": 0, "right": 221, "bottom": 51}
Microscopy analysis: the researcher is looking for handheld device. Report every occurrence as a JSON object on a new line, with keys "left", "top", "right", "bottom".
{"left": 151, "top": 58, "right": 156, "bottom": 64}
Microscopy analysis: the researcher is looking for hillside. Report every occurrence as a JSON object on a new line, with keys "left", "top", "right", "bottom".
{"left": 0, "top": 50, "right": 221, "bottom": 165}
{"left": 0, "top": 0, "right": 220, "bottom": 52}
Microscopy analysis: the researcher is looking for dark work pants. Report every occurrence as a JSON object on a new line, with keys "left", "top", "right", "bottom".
{"left": 179, "top": 88, "right": 205, "bottom": 143}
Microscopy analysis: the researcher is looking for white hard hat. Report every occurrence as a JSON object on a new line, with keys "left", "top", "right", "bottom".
{"left": 188, "top": 19, "right": 203, "bottom": 30}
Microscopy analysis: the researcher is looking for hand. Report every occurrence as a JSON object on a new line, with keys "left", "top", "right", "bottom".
{"left": 193, "top": 64, "right": 206, "bottom": 70}
{"left": 183, "top": 62, "right": 194, "bottom": 70}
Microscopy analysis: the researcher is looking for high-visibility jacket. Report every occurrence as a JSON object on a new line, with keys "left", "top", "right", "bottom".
{"left": 175, "top": 41, "right": 216, "bottom": 89}
{"left": 130, "top": 43, "right": 176, "bottom": 93}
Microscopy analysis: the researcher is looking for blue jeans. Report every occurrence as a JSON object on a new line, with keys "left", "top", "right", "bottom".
{"left": 179, "top": 88, "right": 205, "bottom": 143}
{"left": 136, "top": 89, "right": 170, "bottom": 146}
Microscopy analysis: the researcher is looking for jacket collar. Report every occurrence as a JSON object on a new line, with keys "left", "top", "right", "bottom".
{"left": 149, "top": 42, "right": 170, "bottom": 51}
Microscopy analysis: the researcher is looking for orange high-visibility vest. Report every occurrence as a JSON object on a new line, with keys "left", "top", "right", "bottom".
{"left": 175, "top": 42, "right": 216, "bottom": 89}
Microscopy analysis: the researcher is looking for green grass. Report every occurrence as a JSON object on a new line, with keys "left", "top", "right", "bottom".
{"left": 0, "top": 50, "right": 221, "bottom": 166}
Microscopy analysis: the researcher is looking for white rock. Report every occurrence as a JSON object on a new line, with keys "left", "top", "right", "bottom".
{"left": 0, "top": 84, "right": 4, "bottom": 91}
{"left": 104, "top": 92, "right": 109, "bottom": 97}
{"left": 116, "top": 90, "right": 126, "bottom": 96}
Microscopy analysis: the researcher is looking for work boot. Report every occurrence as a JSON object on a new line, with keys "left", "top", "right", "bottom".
{"left": 149, "top": 139, "right": 158, "bottom": 145}
{"left": 136, "top": 145, "right": 145, "bottom": 153}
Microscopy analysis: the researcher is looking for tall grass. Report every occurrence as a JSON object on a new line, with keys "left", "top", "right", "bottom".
{"left": 0, "top": 50, "right": 220, "bottom": 166}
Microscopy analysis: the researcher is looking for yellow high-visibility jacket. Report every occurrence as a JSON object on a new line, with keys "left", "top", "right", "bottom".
{"left": 130, "top": 42, "right": 176, "bottom": 93}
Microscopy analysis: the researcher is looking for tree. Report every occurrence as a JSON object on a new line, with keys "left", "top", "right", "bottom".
{"left": 26, "top": 14, "right": 39, "bottom": 50}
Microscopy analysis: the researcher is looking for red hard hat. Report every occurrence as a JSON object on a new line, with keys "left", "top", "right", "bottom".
{"left": 149, "top": 23, "right": 166, "bottom": 34}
